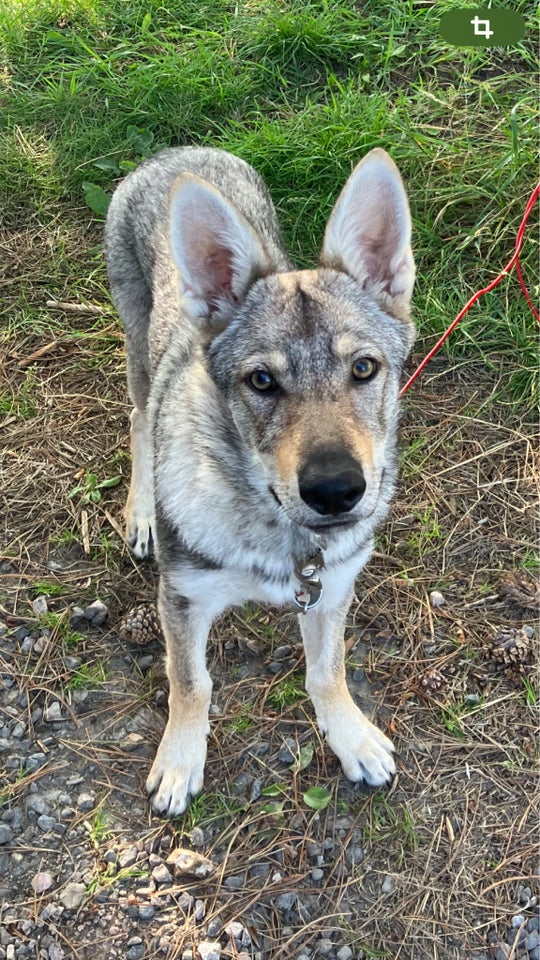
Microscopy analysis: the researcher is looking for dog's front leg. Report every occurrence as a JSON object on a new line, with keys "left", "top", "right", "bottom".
{"left": 299, "top": 580, "right": 395, "bottom": 787}
{"left": 125, "top": 407, "right": 155, "bottom": 558}
{"left": 146, "top": 576, "right": 213, "bottom": 816}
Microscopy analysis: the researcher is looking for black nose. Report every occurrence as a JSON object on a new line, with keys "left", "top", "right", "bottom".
{"left": 298, "top": 449, "right": 366, "bottom": 516}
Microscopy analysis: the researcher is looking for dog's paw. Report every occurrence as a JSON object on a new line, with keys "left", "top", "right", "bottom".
{"left": 126, "top": 509, "right": 154, "bottom": 559}
{"left": 323, "top": 705, "right": 395, "bottom": 787}
{"left": 146, "top": 725, "right": 207, "bottom": 817}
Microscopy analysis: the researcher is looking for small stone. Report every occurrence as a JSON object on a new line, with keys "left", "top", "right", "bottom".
{"left": 0, "top": 825, "right": 14, "bottom": 844}
{"left": 311, "top": 868, "right": 324, "bottom": 882}
{"left": 64, "top": 656, "right": 82, "bottom": 671}
{"left": 26, "top": 752, "right": 47, "bottom": 769}
{"left": 32, "top": 872, "right": 54, "bottom": 894}
{"left": 278, "top": 738, "right": 296, "bottom": 764}
{"left": 152, "top": 863, "right": 172, "bottom": 885}
{"left": 137, "top": 655, "right": 154, "bottom": 671}
{"left": 178, "top": 892, "right": 194, "bottom": 914}
{"left": 206, "top": 918, "right": 223, "bottom": 938}
{"left": 43, "top": 701, "right": 62, "bottom": 722}
{"left": 511, "top": 914, "right": 526, "bottom": 928}
{"left": 126, "top": 947, "right": 145, "bottom": 960}
{"left": 27, "top": 795, "right": 50, "bottom": 815}
{"left": 519, "top": 886, "right": 532, "bottom": 904}
{"left": 59, "top": 882, "right": 86, "bottom": 911}
{"left": 429, "top": 590, "right": 446, "bottom": 608}
{"left": 225, "top": 921, "right": 251, "bottom": 947}
{"left": 276, "top": 892, "right": 296, "bottom": 912}
{"left": 197, "top": 942, "right": 221, "bottom": 960}
{"left": 11, "top": 721, "right": 26, "bottom": 739}
{"left": 48, "top": 945, "right": 65, "bottom": 960}
{"left": 316, "top": 940, "right": 334, "bottom": 956}
{"left": 526, "top": 932, "right": 540, "bottom": 951}
{"left": 273, "top": 645, "right": 292, "bottom": 661}
{"left": 250, "top": 779, "right": 263, "bottom": 802}
{"left": 84, "top": 599, "right": 108, "bottom": 625}
{"left": 76, "top": 793, "right": 95, "bottom": 812}
{"left": 337, "top": 949, "right": 354, "bottom": 960}
{"left": 70, "top": 607, "right": 85, "bottom": 627}
{"left": 32, "top": 596, "right": 48, "bottom": 617}
{"left": 138, "top": 903, "right": 156, "bottom": 920}
{"left": 194, "top": 900, "right": 205, "bottom": 921}
{"left": 224, "top": 874, "right": 243, "bottom": 891}
{"left": 118, "top": 845, "right": 138, "bottom": 869}
{"left": 189, "top": 826, "right": 205, "bottom": 849}
{"left": 37, "top": 815, "right": 57, "bottom": 832}
{"left": 166, "top": 847, "right": 215, "bottom": 879}
{"left": 381, "top": 874, "right": 396, "bottom": 893}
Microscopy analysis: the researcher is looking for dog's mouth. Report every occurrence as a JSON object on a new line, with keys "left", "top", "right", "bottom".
{"left": 269, "top": 486, "right": 361, "bottom": 532}
{"left": 305, "top": 517, "right": 359, "bottom": 531}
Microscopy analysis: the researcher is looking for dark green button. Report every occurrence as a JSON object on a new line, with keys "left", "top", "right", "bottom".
{"left": 440, "top": 8, "right": 525, "bottom": 46}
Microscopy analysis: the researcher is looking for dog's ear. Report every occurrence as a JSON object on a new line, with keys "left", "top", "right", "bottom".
{"left": 168, "top": 172, "right": 271, "bottom": 324}
{"left": 320, "top": 148, "right": 415, "bottom": 323}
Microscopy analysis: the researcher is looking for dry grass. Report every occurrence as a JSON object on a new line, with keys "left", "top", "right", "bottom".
{"left": 1, "top": 226, "right": 538, "bottom": 959}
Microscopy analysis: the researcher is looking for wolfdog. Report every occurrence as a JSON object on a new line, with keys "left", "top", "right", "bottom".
{"left": 105, "top": 145, "right": 415, "bottom": 816}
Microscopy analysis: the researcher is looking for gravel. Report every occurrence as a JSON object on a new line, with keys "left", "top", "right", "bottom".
{"left": 0, "top": 602, "right": 537, "bottom": 960}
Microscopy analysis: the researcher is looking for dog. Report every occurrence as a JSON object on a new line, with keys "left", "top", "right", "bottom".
{"left": 105, "top": 145, "right": 415, "bottom": 816}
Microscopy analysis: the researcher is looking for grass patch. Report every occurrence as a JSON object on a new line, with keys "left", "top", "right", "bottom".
{"left": 1, "top": 0, "right": 537, "bottom": 399}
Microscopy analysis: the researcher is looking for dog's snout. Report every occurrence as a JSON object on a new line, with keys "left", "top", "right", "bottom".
{"left": 298, "top": 450, "right": 366, "bottom": 516}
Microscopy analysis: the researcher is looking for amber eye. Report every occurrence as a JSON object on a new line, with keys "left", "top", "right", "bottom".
{"left": 249, "top": 370, "right": 278, "bottom": 392}
{"left": 352, "top": 357, "right": 378, "bottom": 381}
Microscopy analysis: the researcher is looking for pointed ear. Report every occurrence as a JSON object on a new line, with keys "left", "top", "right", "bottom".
{"left": 321, "top": 148, "right": 415, "bottom": 322}
{"left": 168, "top": 173, "right": 271, "bottom": 324}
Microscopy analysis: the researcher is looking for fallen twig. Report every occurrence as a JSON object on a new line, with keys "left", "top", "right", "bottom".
{"left": 45, "top": 299, "right": 105, "bottom": 315}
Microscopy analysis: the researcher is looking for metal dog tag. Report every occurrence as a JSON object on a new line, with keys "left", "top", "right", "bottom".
{"left": 293, "top": 549, "right": 324, "bottom": 613}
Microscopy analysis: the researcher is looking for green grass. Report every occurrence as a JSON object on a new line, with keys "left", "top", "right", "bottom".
{"left": 1, "top": 0, "right": 538, "bottom": 402}
{"left": 65, "top": 661, "right": 107, "bottom": 689}
{"left": 267, "top": 673, "right": 307, "bottom": 710}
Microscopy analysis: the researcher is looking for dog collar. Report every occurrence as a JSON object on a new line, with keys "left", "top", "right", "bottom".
{"left": 293, "top": 543, "right": 325, "bottom": 613}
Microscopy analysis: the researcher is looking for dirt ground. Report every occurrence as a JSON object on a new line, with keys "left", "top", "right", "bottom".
{"left": 1, "top": 249, "right": 539, "bottom": 959}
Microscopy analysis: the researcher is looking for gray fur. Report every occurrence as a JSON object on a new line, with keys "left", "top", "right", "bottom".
{"left": 105, "top": 145, "right": 416, "bottom": 816}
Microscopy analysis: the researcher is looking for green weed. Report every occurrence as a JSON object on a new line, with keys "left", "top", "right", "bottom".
{"left": 69, "top": 470, "right": 122, "bottom": 504}
{"left": 267, "top": 674, "right": 307, "bottom": 711}
{"left": 65, "top": 661, "right": 107, "bottom": 690}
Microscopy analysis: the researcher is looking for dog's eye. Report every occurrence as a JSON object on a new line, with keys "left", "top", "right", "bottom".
{"left": 249, "top": 370, "right": 278, "bottom": 393}
{"left": 352, "top": 357, "right": 378, "bottom": 381}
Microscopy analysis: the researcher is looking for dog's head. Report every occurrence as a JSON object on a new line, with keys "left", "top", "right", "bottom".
{"left": 167, "top": 149, "right": 416, "bottom": 531}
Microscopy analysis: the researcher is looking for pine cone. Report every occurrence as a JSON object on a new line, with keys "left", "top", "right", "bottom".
{"left": 420, "top": 668, "right": 447, "bottom": 693}
{"left": 490, "top": 626, "right": 533, "bottom": 670}
{"left": 118, "top": 604, "right": 162, "bottom": 646}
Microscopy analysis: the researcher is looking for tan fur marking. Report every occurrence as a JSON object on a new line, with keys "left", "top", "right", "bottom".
{"left": 274, "top": 400, "right": 375, "bottom": 485}
{"left": 276, "top": 270, "right": 320, "bottom": 298}
{"left": 274, "top": 422, "right": 303, "bottom": 482}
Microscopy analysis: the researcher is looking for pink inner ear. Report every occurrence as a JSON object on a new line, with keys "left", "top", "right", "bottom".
{"left": 202, "top": 246, "right": 234, "bottom": 304}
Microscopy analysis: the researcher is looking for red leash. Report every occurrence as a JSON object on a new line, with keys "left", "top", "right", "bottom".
{"left": 400, "top": 182, "right": 540, "bottom": 396}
